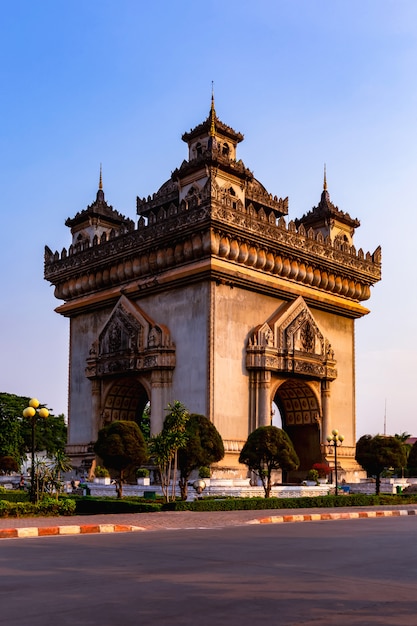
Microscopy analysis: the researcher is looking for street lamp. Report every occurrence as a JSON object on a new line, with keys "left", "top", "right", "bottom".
{"left": 192, "top": 479, "right": 206, "bottom": 496}
{"left": 22, "top": 398, "right": 49, "bottom": 503}
{"left": 327, "top": 429, "right": 344, "bottom": 496}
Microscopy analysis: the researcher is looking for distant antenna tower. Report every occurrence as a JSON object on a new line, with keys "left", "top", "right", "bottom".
{"left": 384, "top": 399, "right": 387, "bottom": 435}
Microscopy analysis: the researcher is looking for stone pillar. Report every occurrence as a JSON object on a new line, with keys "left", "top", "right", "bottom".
{"left": 258, "top": 370, "right": 272, "bottom": 427}
{"left": 321, "top": 380, "right": 331, "bottom": 445}
{"left": 150, "top": 370, "right": 173, "bottom": 435}
{"left": 91, "top": 379, "right": 102, "bottom": 440}
{"left": 248, "top": 372, "right": 257, "bottom": 432}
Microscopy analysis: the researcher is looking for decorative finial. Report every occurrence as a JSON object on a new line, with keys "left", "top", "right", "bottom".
{"left": 210, "top": 81, "right": 216, "bottom": 137}
{"left": 99, "top": 163, "right": 103, "bottom": 190}
{"left": 323, "top": 163, "right": 327, "bottom": 191}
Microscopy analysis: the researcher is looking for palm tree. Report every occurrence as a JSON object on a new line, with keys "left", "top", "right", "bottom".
{"left": 394, "top": 432, "right": 412, "bottom": 477}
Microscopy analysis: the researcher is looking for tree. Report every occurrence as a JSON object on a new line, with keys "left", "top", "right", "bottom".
{"left": 355, "top": 434, "right": 407, "bottom": 495}
{"left": 407, "top": 441, "right": 417, "bottom": 476}
{"left": 0, "top": 392, "right": 67, "bottom": 465}
{"left": 138, "top": 402, "right": 151, "bottom": 441}
{"left": 0, "top": 408, "right": 24, "bottom": 465}
{"left": 94, "top": 420, "right": 148, "bottom": 498}
{"left": 394, "top": 432, "right": 412, "bottom": 477}
{"left": 149, "top": 401, "right": 189, "bottom": 502}
{"left": 0, "top": 456, "right": 19, "bottom": 474}
{"left": 239, "top": 426, "right": 299, "bottom": 498}
{"left": 52, "top": 450, "right": 73, "bottom": 495}
{"left": 177, "top": 414, "right": 225, "bottom": 500}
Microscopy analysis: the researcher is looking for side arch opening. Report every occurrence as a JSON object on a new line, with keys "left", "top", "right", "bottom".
{"left": 102, "top": 377, "right": 150, "bottom": 439}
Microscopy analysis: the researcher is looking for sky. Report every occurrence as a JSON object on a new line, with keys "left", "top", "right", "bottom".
{"left": 0, "top": 0, "right": 416, "bottom": 437}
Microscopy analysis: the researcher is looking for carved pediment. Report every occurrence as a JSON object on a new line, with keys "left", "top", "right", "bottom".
{"left": 274, "top": 297, "right": 327, "bottom": 357}
{"left": 247, "top": 296, "right": 336, "bottom": 380}
{"left": 86, "top": 295, "right": 175, "bottom": 378}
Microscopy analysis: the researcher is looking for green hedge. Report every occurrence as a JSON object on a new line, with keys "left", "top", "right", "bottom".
{"left": 0, "top": 491, "right": 29, "bottom": 503}
{"left": 162, "top": 493, "right": 417, "bottom": 512}
{"left": 2, "top": 492, "right": 417, "bottom": 517}
{"left": 71, "top": 496, "right": 162, "bottom": 515}
{"left": 0, "top": 497, "right": 76, "bottom": 518}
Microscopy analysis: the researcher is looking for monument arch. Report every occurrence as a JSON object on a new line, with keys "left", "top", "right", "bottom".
{"left": 45, "top": 97, "right": 381, "bottom": 477}
{"left": 246, "top": 296, "right": 337, "bottom": 476}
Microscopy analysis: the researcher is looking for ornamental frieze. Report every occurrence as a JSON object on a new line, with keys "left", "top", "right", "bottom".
{"left": 45, "top": 189, "right": 380, "bottom": 304}
{"left": 247, "top": 297, "right": 337, "bottom": 382}
{"left": 85, "top": 295, "right": 175, "bottom": 380}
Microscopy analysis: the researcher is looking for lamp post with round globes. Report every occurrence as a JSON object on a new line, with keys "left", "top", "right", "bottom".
{"left": 22, "top": 398, "right": 49, "bottom": 503}
{"left": 327, "top": 429, "right": 344, "bottom": 496}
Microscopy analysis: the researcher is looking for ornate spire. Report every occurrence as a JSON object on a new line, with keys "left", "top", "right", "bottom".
{"left": 97, "top": 164, "right": 104, "bottom": 203}
{"left": 323, "top": 163, "right": 327, "bottom": 191}
{"left": 209, "top": 81, "right": 216, "bottom": 138}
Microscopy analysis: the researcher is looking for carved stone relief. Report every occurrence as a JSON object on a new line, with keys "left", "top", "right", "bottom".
{"left": 86, "top": 295, "right": 175, "bottom": 379}
{"left": 247, "top": 296, "right": 337, "bottom": 382}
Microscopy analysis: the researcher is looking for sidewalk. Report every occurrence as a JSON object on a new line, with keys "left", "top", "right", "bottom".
{"left": 1, "top": 503, "right": 417, "bottom": 539}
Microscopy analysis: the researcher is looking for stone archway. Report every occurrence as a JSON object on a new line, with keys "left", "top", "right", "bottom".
{"left": 273, "top": 379, "right": 322, "bottom": 479}
{"left": 247, "top": 296, "right": 337, "bottom": 475}
{"left": 85, "top": 295, "right": 176, "bottom": 437}
{"left": 101, "top": 377, "right": 150, "bottom": 432}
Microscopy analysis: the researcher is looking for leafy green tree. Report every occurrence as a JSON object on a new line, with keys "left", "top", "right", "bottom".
{"left": 0, "top": 392, "right": 67, "bottom": 464}
{"left": 178, "top": 414, "right": 224, "bottom": 500}
{"left": 52, "top": 450, "right": 73, "bottom": 488}
{"left": 407, "top": 441, "right": 417, "bottom": 476}
{"left": 0, "top": 408, "right": 24, "bottom": 464}
{"left": 26, "top": 414, "right": 67, "bottom": 456}
{"left": 94, "top": 420, "right": 148, "bottom": 498}
{"left": 0, "top": 456, "right": 19, "bottom": 474}
{"left": 149, "top": 401, "right": 189, "bottom": 502}
{"left": 138, "top": 402, "right": 151, "bottom": 441}
{"left": 394, "top": 432, "right": 412, "bottom": 477}
{"left": 355, "top": 434, "right": 407, "bottom": 494}
{"left": 239, "top": 426, "right": 299, "bottom": 498}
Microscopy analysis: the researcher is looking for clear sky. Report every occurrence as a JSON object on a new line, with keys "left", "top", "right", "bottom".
{"left": 1, "top": 1, "right": 416, "bottom": 437}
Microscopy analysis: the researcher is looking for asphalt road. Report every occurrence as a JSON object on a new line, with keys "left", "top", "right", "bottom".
{"left": 1, "top": 516, "right": 417, "bottom": 626}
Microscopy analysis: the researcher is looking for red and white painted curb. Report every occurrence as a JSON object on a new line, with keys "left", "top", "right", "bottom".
{"left": 249, "top": 508, "right": 417, "bottom": 526}
{"left": 0, "top": 523, "right": 146, "bottom": 540}
{"left": 1, "top": 509, "right": 416, "bottom": 539}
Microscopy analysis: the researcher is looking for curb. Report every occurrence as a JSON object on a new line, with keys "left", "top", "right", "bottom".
{"left": 0, "top": 523, "right": 146, "bottom": 540}
{"left": 249, "top": 508, "right": 417, "bottom": 526}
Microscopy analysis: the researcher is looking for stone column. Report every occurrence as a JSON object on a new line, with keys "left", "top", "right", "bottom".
{"left": 91, "top": 379, "right": 102, "bottom": 441}
{"left": 150, "top": 370, "right": 173, "bottom": 435}
{"left": 321, "top": 380, "right": 331, "bottom": 444}
{"left": 258, "top": 370, "right": 272, "bottom": 427}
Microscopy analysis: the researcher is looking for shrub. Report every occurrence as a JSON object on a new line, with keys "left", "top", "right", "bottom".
{"left": 198, "top": 466, "right": 211, "bottom": 479}
{"left": 162, "top": 493, "right": 417, "bottom": 512}
{"left": 0, "top": 497, "right": 76, "bottom": 518}
{"left": 136, "top": 468, "right": 150, "bottom": 478}
{"left": 306, "top": 469, "right": 319, "bottom": 483}
{"left": 312, "top": 463, "right": 331, "bottom": 477}
{"left": 71, "top": 496, "right": 162, "bottom": 515}
{"left": 0, "top": 456, "right": 19, "bottom": 474}
{"left": 177, "top": 414, "right": 224, "bottom": 500}
{"left": 95, "top": 465, "right": 110, "bottom": 478}
{"left": 239, "top": 426, "right": 299, "bottom": 497}
{"left": 94, "top": 420, "right": 148, "bottom": 498}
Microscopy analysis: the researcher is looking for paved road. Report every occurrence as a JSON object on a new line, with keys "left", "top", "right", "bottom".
{"left": 1, "top": 515, "right": 417, "bottom": 626}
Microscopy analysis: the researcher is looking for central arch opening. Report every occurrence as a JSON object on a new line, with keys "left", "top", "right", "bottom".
{"left": 273, "top": 379, "right": 322, "bottom": 480}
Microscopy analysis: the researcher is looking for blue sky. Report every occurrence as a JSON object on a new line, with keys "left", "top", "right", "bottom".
{"left": 1, "top": 1, "right": 416, "bottom": 437}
